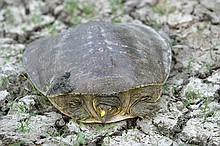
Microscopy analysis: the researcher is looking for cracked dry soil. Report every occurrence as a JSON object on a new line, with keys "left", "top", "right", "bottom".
{"left": 0, "top": 0, "right": 219, "bottom": 146}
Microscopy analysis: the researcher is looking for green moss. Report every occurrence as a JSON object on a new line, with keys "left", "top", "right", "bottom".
{"left": 112, "top": 17, "right": 121, "bottom": 23}
{"left": 151, "top": 0, "right": 176, "bottom": 16}
{"left": 17, "top": 117, "right": 31, "bottom": 133}
{"left": 9, "top": 140, "right": 27, "bottom": 146}
{"left": 65, "top": 0, "right": 96, "bottom": 26}
{"left": 75, "top": 132, "right": 86, "bottom": 146}
{"left": 81, "top": 2, "right": 95, "bottom": 15}
{"left": 109, "top": 0, "right": 123, "bottom": 13}
{"left": 31, "top": 14, "right": 42, "bottom": 24}
{"left": 108, "top": 0, "right": 124, "bottom": 23}
{"left": 200, "top": 96, "right": 209, "bottom": 113}
{"left": 183, "top": 88, "right": 203, "bottom": 108}
{"left": 70, "top": 15, "right": 82, "bottom": 27}
{"left": 46, "top": 23, "right": 59, "bottom": 35}
{"left": 65, "top": 0, "right": 78, "bottom": 14}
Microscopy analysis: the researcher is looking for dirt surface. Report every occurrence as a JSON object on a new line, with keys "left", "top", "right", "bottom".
{"left": 0, "top": 0, "right": 219, "bottom": 145}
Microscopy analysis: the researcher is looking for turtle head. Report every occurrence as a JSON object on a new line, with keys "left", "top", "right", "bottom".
{"left": 98, "top": 104, "right": 118, "bottom": 123}
{"left": 93, "top": 96, "right": 121, "bottom": 123}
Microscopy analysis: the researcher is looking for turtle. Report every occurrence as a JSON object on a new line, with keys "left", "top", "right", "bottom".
{"left": 23, "top": 21, "right": 172, "bottom": 123}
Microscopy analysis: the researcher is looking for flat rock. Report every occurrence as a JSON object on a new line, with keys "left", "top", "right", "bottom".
{"left": 0, "top": 90, "right": 10, "bottom": 101}
{"left": 183, "top": 77, "right": 219, "bottom": 97}
{"left": 207, "top": 70, "right": 220, "bottom": 84}
{"left": 181, "top": 118, "right": 219, "bottom": 146}
{"left": 103, "top": 128, "right": 176, "bottom": 146}
{"left": 0, "top": 112, "right": 62, "bottom": 145}
{"left": 167, "top": 13, "right": 193, "bottom": 27}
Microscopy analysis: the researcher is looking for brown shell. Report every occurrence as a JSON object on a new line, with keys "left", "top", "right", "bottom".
{"left": 23, "top": 21, "right": 171, "bottom": 96}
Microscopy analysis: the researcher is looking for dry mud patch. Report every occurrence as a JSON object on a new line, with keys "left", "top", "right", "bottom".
{"left": 0, "top": 0, "right": 219, "bottom": 145}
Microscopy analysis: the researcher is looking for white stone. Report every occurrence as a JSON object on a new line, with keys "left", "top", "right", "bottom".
{"left": 207, "top": 70, "right": 220, "bottom": 84}
{"left": 181, "top": 118, "right": 219, "bottom": 145}
{"left": 168, "top": 13, "right": 193, "bottom": 27}
{"left": 183, "top": 77, "right": 220, "bottom": 97}
{"left": 0, "top": 90, "right": 10, "bottom": 101}
{"left": 103, "top": 128, "right": 175, "bottom": 146}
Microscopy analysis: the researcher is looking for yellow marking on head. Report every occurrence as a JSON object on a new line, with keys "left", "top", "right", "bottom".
{"left": 100, "top": 110, "right": 106, "bottom": 117}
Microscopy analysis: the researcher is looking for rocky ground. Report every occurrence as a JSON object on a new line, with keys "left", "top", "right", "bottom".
{"left": 0, "top": 0, "right": 219, "bottom": 145}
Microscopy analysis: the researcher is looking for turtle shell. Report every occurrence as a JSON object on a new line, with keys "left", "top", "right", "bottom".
{"left": 23, "top": 21, "right": 171, "bottom": 123}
